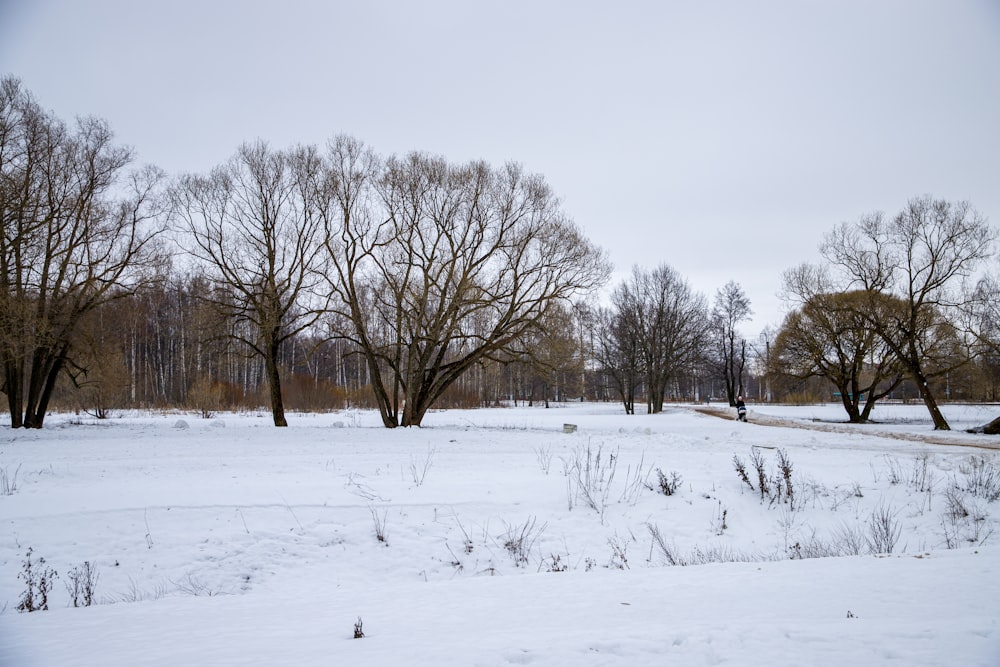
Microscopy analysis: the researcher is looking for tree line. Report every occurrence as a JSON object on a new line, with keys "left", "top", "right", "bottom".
{"left": 2, "top": 76, "right": 998, "bottom": 431}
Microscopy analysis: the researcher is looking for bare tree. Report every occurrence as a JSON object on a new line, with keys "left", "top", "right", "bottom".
{"left": 777, "top": 264, "right": 905, "bottom": 422}
{"left": 595, "top": 302, "right": 643, "bottom": 415}
{"left": 820, "top": 197, "right": 995, "bottom": 430}
{"left": 319, "top": 137, "right": 610, "bottom": 427}
{"left": 711, "top": 281, "right": 752, "bottom": 406}
{"left": 0, "top": 76, "right": 165, "bottom": 428}
{"left": 966, "top": 268, "right": 1000, "bottom": 433}
{"left": 171, "top": 141, "right": 330, "bottom": 427}
{"left": 601, "top": 265, "right": 707, "bottom": 414}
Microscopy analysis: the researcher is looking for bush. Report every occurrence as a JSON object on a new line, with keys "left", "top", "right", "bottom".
{"left": 17, "top": 548, "right": 58, "bottom": 613}
{"left": 650, "top": 468, "right": 682, "bottom": 496}
{"left": 866, "top": 503, "right": 902, "bottom": 554}
{"left": 0, "top": 464, "right": 20, "bottom": 496}
{"left": 66, "top": 561, "right": 99, "bottom": 607}
{"left": 959, "top": 455, "right": 1000, "bottom": 502}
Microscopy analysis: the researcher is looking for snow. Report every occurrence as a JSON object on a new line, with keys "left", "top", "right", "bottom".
{"left": 1, "top": 402, "right": 998, "bottom": 666}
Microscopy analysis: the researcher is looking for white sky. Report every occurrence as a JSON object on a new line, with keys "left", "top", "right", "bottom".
{"left": 2, "top": 0, "right": 998, "bottom": 335}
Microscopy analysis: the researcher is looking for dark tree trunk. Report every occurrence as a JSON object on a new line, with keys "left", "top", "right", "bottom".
{"left": 913, "top": 368, "right": 950, "bottom": 431}
{"left": 3, "top": 357, "right": 24, "bottom": 429}
{"left": 839, "top": 386, "right": 863, "bottom": 423}
{"left": 968, "top": 414, "right": 1000, "bottom": 435}
{"left": 264, "top": 335, "right": 287, "bottom": 427}
{"left": 20, "top": 345, "right": 68, "bottom": 429}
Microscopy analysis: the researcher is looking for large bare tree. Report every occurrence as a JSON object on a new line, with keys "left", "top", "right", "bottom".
{"left": 319, "top": 137, "right": 610, "bottom": 427}
{"left": 777, "top": 264, "right": 905, "bottom": 422}
{"left": 171, "top": 141, "right": 329, "bottom": 427}
{"left": 0, "top": 77, "right": 165, "bottom": 428}
{"left": 600, "top": 265, "right": 707, "bottom": 414}
{"left": 820, "top": 197, "right": 995, "bottom": 430}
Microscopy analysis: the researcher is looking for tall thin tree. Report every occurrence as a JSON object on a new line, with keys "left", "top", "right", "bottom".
{"left": 171, "top": 141, "right": 330, "bottom": 427}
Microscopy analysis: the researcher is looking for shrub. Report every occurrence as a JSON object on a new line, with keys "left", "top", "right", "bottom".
{"left": 66, "top": 561, "right": 99, "bottom": 607}
{"left": 777, "top": 449, "right": 794, "bottom": 509}
{"left": 369, "top": 506, "right": 389, "bottom": 545}
{"left": 650, "top": 468, "right": 682, "bottom": 496}
{"left": 733, "top": 455, "right": 754, "bottom": 491}
{"left": 0, "top": 464, "right": 20, "bottom": 496}
{"left": 499, "top": 516, "right": 545, "bottom": 567}
{"left": 959, "top": 455, "right": 1000, "bottom": 502}
{"left": 866, "top": 503, "right": 902, "bottom": 554}
{"left": 750, "top": 449, "right": 770, "bottom": 500}
{"left": 17, "top": 548, "right": 58, "bottom": 613}
{"left": 563, "top": 442, "right": 618, "bottom": 521}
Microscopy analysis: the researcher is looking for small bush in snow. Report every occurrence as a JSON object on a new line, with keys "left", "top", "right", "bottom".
{"left": 17, "top": 548, "right": 58, "bottom": 613}
{"left": 563, "top": 442, "right": 618, "bottom": 521}
{"left": 866, "top": 503, "right": 902, "bottom": 554}
{"left": 540, "top": 553, "right": 568, "bottom": 572}
{"left": 750, "top": 449, "right": 770, "bottom": 500}
{"left": 533, "top": 445, "right": 554, "bottom": 475}
{"left": 0, "top": 464, "right": 20, "bottom": 495}
{"left": 941, "top": 487, "right": 992, "bottom": 548}
{"left": 944, "top": 487, "right": 971, "bottom": 521}
{"left": 646, "top": 522, "right": 683, "bottom": 566}
{"left": 647, "top": 523, "right": 763, "bottom": 566}
{"left": 909, "top": 454, "right": 935, "bottom": 493}
{"left": 607, "top": 535, "right": 630, "bottom": 570}
{"left": 499, "top": 516, "right": 545, "bottom": 567}
{"left": 650, "top": 468, "right": 682, "bottom": 496}
{"left": 408, "top": 446, "right": 435, "bottom": 486}
{"left": 171, "top": 574, "right": 221, "bottom": 597}
{"left": 777, "top": 449, "right": 795, "bottom": 509}
{"left": 188, "top": 376, "right": 223, "bottom": 419}
{"left": 881, "top": 455, "right": 904, "bottom": 486}
{"left": 116, "top": 576, "right": 171, "bottom": 603}
{"left": 832, "top": 522, "right": 867, "bottom": 556}
{"left": 732, "top": 455, "right": 754, "bottom": 491}
{"left": 66, "top": 561, "right": 99, "bottom": 607}
{"left": 736, "top": 449, "right": 798, "bottom": 509}
{"left": 618, "top": 454, "right": 650, "bottom": 506}
{"left": 959, "top": 455, "right": 1000, "bottom": 502}
{"left": 370, "top": 506, "right": 389, "bottom": 545}
{"left": 713, "top": 501, "right": 728, "bottom": 535}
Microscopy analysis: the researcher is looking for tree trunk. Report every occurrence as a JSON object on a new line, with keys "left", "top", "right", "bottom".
{"left": 3, "top": 356, "right": 24, "bottom": 429}
{"left": 967, "top": 414, "right": 1000, "bottom": 435}
{"left": 264, "top": 337, "right": 287, "bottom": 427}
{"left": 19, "top": 345, "right": 68, "bottom": 429}
{"left": 913, "top": 369, "right": 950, "bottom": 431}
{"left": 838, "top": 388, "right": 863, "bottom": 423}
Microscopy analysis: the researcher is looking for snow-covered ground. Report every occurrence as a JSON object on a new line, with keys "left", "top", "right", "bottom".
{"left": 1, "top": 402, "right": 998, "bottom": 666}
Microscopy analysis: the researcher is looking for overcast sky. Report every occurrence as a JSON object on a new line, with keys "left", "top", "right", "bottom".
{"left": 2, "top": 0, "right": 998, "bottom": 335}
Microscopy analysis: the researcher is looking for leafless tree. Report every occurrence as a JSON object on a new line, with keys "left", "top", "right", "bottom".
{"left": 820, "top": 197, "right": 995, "bottom": 430}
{"left": 968, "top": 269, "right": 1000, "bottom": 360}
{"left": 0, "top": 76, "right": 165, "bottom": 428}
{"left": 777, "top": 264, "right": 905, "bottom": 422}
{"left": 171, "top": 141, "right": 330, "bottom": 426}
{"left": 711, "top": 281, "right": 752, "bottom": 406}
{"left": 595, "top": 297, "right": 643, "bottom": 415}
{"left": 600, "top": 265, "right": 707, "bottom": 414}
{"left": 319, "top": 137, "right": 610, "bottom": 427}
{"left": 966, "top": 268, "right": 1000, "bottom": 433}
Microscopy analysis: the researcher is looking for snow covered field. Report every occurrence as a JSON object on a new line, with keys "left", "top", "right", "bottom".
{"left": 1, "top": 402, "right": 998, "bottom": 666}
